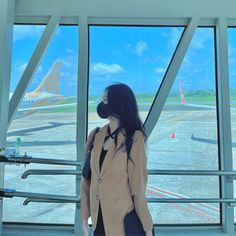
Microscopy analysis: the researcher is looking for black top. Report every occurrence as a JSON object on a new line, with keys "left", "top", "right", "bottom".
{"left": 99, "top": 125, "right": 121, "bottom": 172}
{"left": 99, "top": 147, "right": 108, "bottom": 171}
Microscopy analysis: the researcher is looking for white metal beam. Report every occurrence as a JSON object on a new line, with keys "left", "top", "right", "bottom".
{"left": 0, "top": 0, "right": 15, "bottom": 234}
{"left": 8, "top": 15, "right": 60, "bottom": 127}
{"left": 144, "top": 17, "right": 199, "bottom": 137}
{"left": 14, "top": 0, "right": 236, "bottom": 19}
{"left": 74, "top": 15, "right": 88, "bottom": 236}
{"left": 215, "top": 17, "right": 234, "bottom": 234}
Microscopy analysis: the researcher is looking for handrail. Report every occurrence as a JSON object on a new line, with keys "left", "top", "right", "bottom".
{"left": 2, "top": 188, "right": 236, "bottom": 207}
{"left": 20, "top": 169, "right": 236, "bottom": 179}
{"left": 23, "top": 198, "right": 78, "bottom": 205}
{"left": 21, "top": 197, "right": 236, "bottom": 207}
{"left": 21, "top": 169, "right": 81, "bottom": 179}
{"left": 0, "top": 155, "right": 81, "bottom": 166}
{"left": 147, "top": 197, "right": 236, "bottom": 204}
{"left": 0, "top": 188, "right": 79, "bottom": 203}
{"left": 147, "top": 170, "right": 236, "bottom": 176}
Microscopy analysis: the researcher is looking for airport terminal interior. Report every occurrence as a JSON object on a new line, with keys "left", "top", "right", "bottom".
{"left": 1, "top": 0, "right": 236, "bottom": 235}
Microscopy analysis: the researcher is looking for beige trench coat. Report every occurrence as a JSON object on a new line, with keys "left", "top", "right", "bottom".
{"left": 80, "top": 124, "right": 153, "bottom": 235}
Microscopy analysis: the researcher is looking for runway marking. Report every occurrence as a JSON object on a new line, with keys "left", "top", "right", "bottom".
{"left": 147, "top": 184, "right": 236, "bottom": 221}
{"left": 147, "top": 189, "right": 216, "bottom": 222}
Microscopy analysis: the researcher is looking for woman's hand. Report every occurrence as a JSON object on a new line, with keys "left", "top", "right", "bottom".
{"left": 82, "top": 219, "right": 90, "bottom": 236}
{"left": 145, "top": 230, "right": 153, "bottom": 236}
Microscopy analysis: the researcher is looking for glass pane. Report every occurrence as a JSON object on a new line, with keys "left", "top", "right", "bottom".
{"left": 4, "top": 25, "right": 78, "bottom": 224}
{"left": 148, "top": 28, "right": 219, "bottom": 224}
{"left": 228, "top": 27, "right": 236, "bottom": 222}
{"left": 88, "top": 26, "right": 183, "bottom": 131}
{"left": 10, "top": 25, "right": 45, "bottom": 93}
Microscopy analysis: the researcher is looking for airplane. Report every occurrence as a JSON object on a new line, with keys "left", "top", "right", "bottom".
{"left": 180, "top": 80, "right": 236, "bottom": 110}
{"left": 179, "top": 81, "right": 216, "bottom": 110}
{"left": 13, "top": 60, "right": 77, "bottom": 119}
{"left": 180, "top": 81, "right": 236, "bottom": 147}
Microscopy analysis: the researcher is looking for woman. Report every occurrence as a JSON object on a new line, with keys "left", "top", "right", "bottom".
{"left": 80, "top": 83, "right": 154, "bottom": 236}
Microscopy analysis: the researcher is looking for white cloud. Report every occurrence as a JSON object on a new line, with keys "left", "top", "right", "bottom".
{"left": 127, "top": 41, "right": 148, "bottom": 56}
{"left": 66, "top": 49, "right": 75, "bottom": 54}
{"left": 18, "top": 63, "right": 27, "bottom": 73}
{"left": 13, "top": 25, "right": 45, "bottom": 41}
{"left": 191, "top": 29, "right": 212, "bottom": 49}
{"left": 18, "top": 62, "right": 42, "bottom": 74}
{"left": 91, "top": 63, "right": 124, "bottom": 75}
{"left": 135, "top": 41, "right": 148, "bottom": 56}
{"left": 60, "top": 56, "right": 78, "bottom": 85}
{"left": 154, "top": 67, "right": 166, "bottom": 74}
{"left": 168, "top": 28, "right": 212, "bottom": 51}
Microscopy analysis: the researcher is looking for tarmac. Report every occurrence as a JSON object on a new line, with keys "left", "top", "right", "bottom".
{"left": 2, "top": 107, "right": 236, "bottom": 224}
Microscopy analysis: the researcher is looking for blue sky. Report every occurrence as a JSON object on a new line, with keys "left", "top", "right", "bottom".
{"left": 11, "top": 25, "right": 236, "bottom": 97}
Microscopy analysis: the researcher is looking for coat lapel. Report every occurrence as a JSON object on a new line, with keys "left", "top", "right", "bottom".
{"left": 100, "top": 129, "right": 126, "bottom": 176}
{"left": 93, "top": 124, "right": 108, "bottom": 175}
{"left": 93, "top": 124, "right": 126, "bottom": 176}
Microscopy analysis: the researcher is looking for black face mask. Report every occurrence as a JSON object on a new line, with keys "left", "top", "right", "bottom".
{"left": 97, "top": 102, "right": 113, "bottom": 119}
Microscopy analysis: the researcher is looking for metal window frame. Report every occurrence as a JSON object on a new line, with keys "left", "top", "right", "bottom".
{"left": 1, "top": 13, "right": 236, "bottom": 234}
{"left": 215, "top": 17, "right": 234, "bottom": 234}
{"left": 0, "top": 0, "right": 15, "bottom": 235}
{"left": 74, "top": 14, "right": 88, "bottom": 236}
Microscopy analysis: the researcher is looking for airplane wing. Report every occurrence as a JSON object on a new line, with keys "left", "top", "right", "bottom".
{"left": 18, "top": 102, "right": 77, "bottom": 112}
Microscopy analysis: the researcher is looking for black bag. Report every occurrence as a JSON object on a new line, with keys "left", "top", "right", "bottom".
{"left": 124, "top": 201, "right": 145, "bottom": 235}
{"left": 124, "top": 137, "right": 155, "bottom": 236}
{"left": 82, "top": 127, "right": 100, "bottom": 180}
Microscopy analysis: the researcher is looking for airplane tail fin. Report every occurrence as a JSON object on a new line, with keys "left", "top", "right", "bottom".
{"left": 34, "top": 60, "right": 62, "bottom": 94}
{"left": 179, "top": 81, "right": 188, "bottom": 106}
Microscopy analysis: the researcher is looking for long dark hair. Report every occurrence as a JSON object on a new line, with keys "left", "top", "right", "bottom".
{"left": 105, "top": 83, "right": 146, "bottom": 150}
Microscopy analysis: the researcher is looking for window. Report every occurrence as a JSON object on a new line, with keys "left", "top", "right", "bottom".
{"left": 4, "top": 25, "right": 78, "bottom": 224}
{"left": 148, "top": 27, "right": 219, "bottom": 224}
{"left": 88, "top": 26, "right": 183, "bottom": 132}
{"left": 228, "top": 27, "right": 236, "bottom": 222}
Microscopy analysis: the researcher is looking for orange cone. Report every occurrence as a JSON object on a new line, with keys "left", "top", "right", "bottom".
{"left": 171, "top": 132, "right": 175, "bottom": 139}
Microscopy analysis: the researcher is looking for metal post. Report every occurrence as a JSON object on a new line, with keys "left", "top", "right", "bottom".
{"left": 74, "top": 15, "right": 89, "bottom": 236}
{"left": 0, "top": 0, "right": 15, "bottom": 234}
{"left": 215, "top": 17, "right": 234, "bottom": 234}
{"left": 145, "top": 17, "right": 199, "bottom": 137}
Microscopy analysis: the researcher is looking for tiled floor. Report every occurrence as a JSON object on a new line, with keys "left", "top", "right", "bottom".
{"left": 3, "top": 227, "right": 236, "bottom": 236}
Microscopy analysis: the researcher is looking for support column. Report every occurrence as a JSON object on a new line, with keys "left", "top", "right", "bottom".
{"left": 74, "top": 14, "right": 89, "bottom": 236}
{"left": 216, "top": 17, "right": 234, "bottom": 234}
{"left": 0, "top": 0, "right": 15, "bottom": 234}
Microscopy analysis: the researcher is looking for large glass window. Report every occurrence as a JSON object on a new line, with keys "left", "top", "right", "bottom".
{"left": 88, "top": 26, "right": 191, "bottom": 225}
{"left": 148, "top": 27, "right": 219, "bottom": 224}
{"left": 228, "top": 27, "right": 236, "bottom": 222}
{"left": 88, "top": 26, "right": 183, "bottom": 133}
{"left": 4, "top": 25, "right": 78, "bottom": 224}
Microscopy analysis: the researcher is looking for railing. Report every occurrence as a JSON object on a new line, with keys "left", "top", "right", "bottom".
{"left": 148, "top": 169, "right": 236, "bottom": 177}
{"left": 147, "top": 198, "right": 236, "bottom": 205}
{"left": 146, "top": 169, "right": 236, "bottom": 207}
{"left": 23, "top": 198, "right": 76, "bottom": 205}
{"left": 0, "top": 154, "right": 81, "bottom": 166}
{"left": 2, "top": 152, "right": 236, "bottom": 208}
{"left": 1, "top": 154, "right": 82, "bottom": 205}
{"left": 0, "top": 188, "right": 79, "bottom": 203}
{"left": 21, "top": 169, "right": 81, "bottom": 179}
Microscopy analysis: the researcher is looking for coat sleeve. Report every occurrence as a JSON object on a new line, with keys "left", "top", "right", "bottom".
{"left": 80, "top": 128, "right": 97, "bottom": 220}
{"left": 128, "top": 130, "right": 153, "bottom": 232}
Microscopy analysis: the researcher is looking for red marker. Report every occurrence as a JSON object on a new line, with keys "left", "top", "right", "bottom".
{"left": 171, "top": 132, "right": 175, "bottom": 139}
